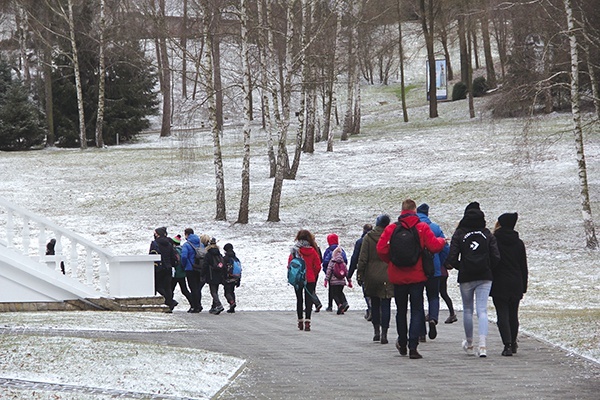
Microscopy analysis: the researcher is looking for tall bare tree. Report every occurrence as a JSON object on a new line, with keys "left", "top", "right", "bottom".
{"left": 202, "top": 2, "right": 227, "bottom": 221}
{"left": 397, "top": 0, "right": 408, "bottom": 122}
{"left": 237, "top": 0, "right": 252, "bottom": 224}
{"left": 420, "top": 0, "right": 438, "bottom": 118}
{"left": 94, "top": 0, "right": 106, "bottom": 148}
{"left": 564, "top": 0, "right": 598, "bottom": 249}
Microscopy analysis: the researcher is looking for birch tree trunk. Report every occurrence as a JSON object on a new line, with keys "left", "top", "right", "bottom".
{"left": 181, "top": 0, "right": 188, "bottom": 99}
{"left": 257, "top": 0, "right": 276, "bottom": 177}
{"left": 326, "top": 3, "right": 341, "bottom": 152}
{"left": 66, "top": 0, "right": 87, "bottom": 149}
{"left": 397, "top": 0, "right": 409, "bottom": 122}
{"left": 564, "top": 0, "right": 598, "bottom": 249}
{"left": 94, "top": 0, "right": 106, "bottom": 148}
{"left": 237, "top": 0, "right": 251, "bottom": 224}
{"left": 203, "top": 8, "right": 227, "bottom": 221}
{"left": 267, "top": 0, "right": 294, "bottom": 222}
{"left": 341, "top": 1, "right": 356, "bottom": 141}
{"left": 158, "top": 0, "right": 171, "bottom": 138}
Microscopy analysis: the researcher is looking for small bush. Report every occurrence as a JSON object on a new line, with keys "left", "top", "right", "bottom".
{"left": 452, "top": 82, "right": 467, "bottom": 101}
{"left": 473, "top": 76, "right": 488, "bottom": 97}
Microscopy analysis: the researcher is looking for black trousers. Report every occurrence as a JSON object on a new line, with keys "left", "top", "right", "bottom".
{"left": 171, "top": 277, "right": 192, "bottom": 305}
{"left": 186, "top": 270, "right": 205, "bottom": 310}
{"left": 493, "top": 296, "right": 521, "bottom": 345}
{"left": 224, "top": 282, "right": 237, "bottom": 305}
{"left": 295, "top": 282, "right": 317, "bottom": 320}
{"left": 155, "top": 268, "right": 174, "bottom": 307}
{"left": 331, "top": 284, "right": 347, "bottom": 307}
{"left": 439, "top": 276, "right": 455, "bottom": 315}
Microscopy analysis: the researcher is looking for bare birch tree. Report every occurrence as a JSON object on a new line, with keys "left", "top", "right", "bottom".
{"left": 564, "top": 0, "right": 598, "bottom": 249}
{"left": 237, "top": 0, "right": 252, "bottom": 224}
{"left": 202, "top": 3, "right": 227, "bottom": 221}
{"left": 94, "top": 0, "right": 106, "bottom": 148}
{"left": 397, "top": 0, "right": 408, "bottom": 122}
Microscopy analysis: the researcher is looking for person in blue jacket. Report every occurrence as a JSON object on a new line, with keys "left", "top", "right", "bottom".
{"left": 181, "top": 228, "right": 209, "bottom": 313}
{"left": 417, "top": 203, "right": 450, "bottom": 341}
{"left": 322, "top": 233, "right": 347, "bottom": 311}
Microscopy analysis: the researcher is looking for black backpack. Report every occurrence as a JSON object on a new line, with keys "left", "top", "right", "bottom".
{"left": 459, "top": 230, "right": 490, "bottom": 273}
{"left": 389, "top": 223, "right": 421, "bottom": 267}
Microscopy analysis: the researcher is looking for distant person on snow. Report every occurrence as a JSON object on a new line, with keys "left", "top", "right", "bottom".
{"left": 222, "top": 243, "right": 242, "bottom": 313}
{"left": 325, "top": 246, "right": 352, "bottom": 314}
{"left": 357, "top": 214, "right": 393, "bottom": 344}
{"left": 322, "top": 233, "right": 347, "bottom": 312}
{"left": 349, "top": 223, "right": 373, "bottom": 321}
{"left": 416, "top": 203, "right": 450, "bottom": 342}
{"left": 203, "top": 238, "right": 226, "bottom": 315}
{"left": 376, "top": 199, "right": 446, "bottom": 360}
{"left": 181, "top": 229, "right": 208, "bottom": 313}
{"left": 171, "top": 234, "right": 192, "bottom": 308}
{"left": 149, "top": 227, "right": 178, "bottom": 312}
{"left": 288, "top": 229, "right": 322, "bottom": 332}
{"left": 445, "top": 202, "right": 500, "bottom": 358}
{"left": 491, "top": 212, "right": 528, "bottom": 356}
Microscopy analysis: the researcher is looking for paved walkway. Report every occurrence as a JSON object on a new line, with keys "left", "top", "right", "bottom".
{"left": 2, "top": 310, "right": 599, "bottom": 399}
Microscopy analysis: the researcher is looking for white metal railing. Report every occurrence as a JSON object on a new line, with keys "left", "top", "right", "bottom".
{"left": 0, "top": 197, "right": 155, "bottom": 298}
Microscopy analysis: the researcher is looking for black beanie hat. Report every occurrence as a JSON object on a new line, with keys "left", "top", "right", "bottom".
{"left": 417, "top": 203, "right": 430, "bottom": 216}
{"left": 376, "top": 214, "right": 391, "bottom": 227}
{"left": 465, "top": 202, "right": 480, "bottom": 212}
{"left": 498, "top": 212, "right": 518, "bottom": 230}
{"left": 223, "top": 243, "right": 234, "bottom": 252}
{"left": 155, "top": 227, "right": 167, "bottom": 237}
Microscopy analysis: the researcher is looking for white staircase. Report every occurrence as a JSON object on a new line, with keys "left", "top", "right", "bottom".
{"left": 0, "top": 198, "right": 160, "bottom": 311}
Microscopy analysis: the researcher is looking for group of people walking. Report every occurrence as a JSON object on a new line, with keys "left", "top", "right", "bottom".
{"left": 287, "top": 199, "right": 528, "bottom": 359}
{"left": 150, "top": 227, "right": 242, "bottom": 315}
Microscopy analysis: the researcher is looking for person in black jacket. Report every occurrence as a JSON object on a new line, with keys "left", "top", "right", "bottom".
{"left": 491, "top": 213, "right": 528, "bottom": 356}
{"left": 203, "top": 238, "right": 226, "bottom": 315}
{"left": 446, "top": 202, "right": 500, "bottom": 357}
{"left": 349, "top": 223, "right": 373, "bottom": 321}
{"left": 149, "top": 227, "right": 178, "bottom": 312}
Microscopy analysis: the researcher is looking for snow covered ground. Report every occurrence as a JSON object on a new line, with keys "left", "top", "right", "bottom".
{"left": 0, "top": 82, "right": 599, "bottom": 398}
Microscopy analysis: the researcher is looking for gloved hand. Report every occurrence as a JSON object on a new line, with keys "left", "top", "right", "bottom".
{"left": 347, "top": 280, "right": 353, "bottom": 288}
{"left": 236, "top": 281, "right": 240, "bottom": 287}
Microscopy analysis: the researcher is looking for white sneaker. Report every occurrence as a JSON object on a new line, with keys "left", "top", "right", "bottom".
{"left": 478, "top": 347, "right": 487, "bottom": 357}
{"left": 462, "top": 340, "right": 474, "bottom": 356}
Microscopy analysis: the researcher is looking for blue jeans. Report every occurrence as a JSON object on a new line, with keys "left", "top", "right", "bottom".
{"left": 460, "top": 280, "right": 492, "bottom": 346}
{"left": 394, "top": 282, "right": 426, "bottom": 350}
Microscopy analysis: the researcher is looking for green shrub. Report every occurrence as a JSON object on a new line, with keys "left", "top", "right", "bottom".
{"left": 473, "top": 76, "right": 488, "bottom": 97}
{"left": 452, "top": 82, "right": 467, "bottom": 101}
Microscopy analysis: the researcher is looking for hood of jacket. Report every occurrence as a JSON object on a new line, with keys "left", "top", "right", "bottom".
{"left": 458, "top": 209, "right": 486, "bottom": 230}
{"left": 493, "top": 227, "right": 521, "bottom": 246}
{"left": 186, "top": 233, "right": 200, "bottom": 248}
{"left": 398, "top": 210, "right": 419, "bottom": 229}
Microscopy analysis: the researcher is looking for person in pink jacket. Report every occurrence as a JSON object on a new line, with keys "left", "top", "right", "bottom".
{"left": 377, "top": 199, "right": 446, "bottom": 359}
{"left": 288, "top": 229, "right": 322, "bottom": 332}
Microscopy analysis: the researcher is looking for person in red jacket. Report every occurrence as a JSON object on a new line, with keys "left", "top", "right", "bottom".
{"left": 377, "top": 199, "right": 446, "bottom": 359}
{"left": 288, "top": 229, "right": 322, "bottom": 332}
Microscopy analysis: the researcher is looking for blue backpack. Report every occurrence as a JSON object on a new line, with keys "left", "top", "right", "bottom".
{"left": 287, "top": 256, "right": 306, "bottom": 290}
{"left": 228, "top": 258, "right": 242, "bottom": 279}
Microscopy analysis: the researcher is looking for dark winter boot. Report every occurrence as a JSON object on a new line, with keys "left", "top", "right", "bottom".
{"left": 373, "top": 325, "right": 381, "bottom": 342}
{"left": 304, "top": 319, "right": 311, "bottom": 332}
{"left": 502, "top": 344, "right": 513, "bottom": 356}
{"left": 380, "top": 328, "right": 389, "bottom": 344}
{"left": 298, "top": 319, "right": 304, "bottom": 331}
